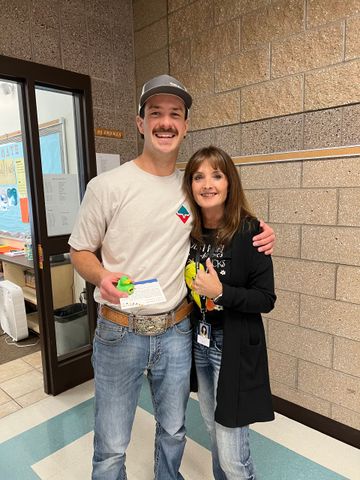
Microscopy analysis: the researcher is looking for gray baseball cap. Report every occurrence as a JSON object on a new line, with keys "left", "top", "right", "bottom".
{"left": 138, "top": 74, "right": 192, "bottom": 115}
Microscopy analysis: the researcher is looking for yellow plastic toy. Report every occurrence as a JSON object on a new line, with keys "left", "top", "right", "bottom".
{"left": 185, "top": 261, "right": 204, "bottom": 309}
{"left": 185, "top": 261, "right": 216, "bottom": 311}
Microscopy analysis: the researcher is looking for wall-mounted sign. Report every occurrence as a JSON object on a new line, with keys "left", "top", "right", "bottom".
{"left": 43, "top": 174, "right": 80, "bottom": 236}
{"left": 96, "top": 153, "right": 120, "bottom": 175}
{"left": 95, "top": 128, "right": 124, "bottom": 139}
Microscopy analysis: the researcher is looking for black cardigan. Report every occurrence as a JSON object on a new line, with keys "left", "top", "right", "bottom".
{"left": 198, "top": 220, "right": 276, "bottom": 428}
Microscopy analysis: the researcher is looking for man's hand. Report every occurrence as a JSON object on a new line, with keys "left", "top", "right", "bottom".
{"left": 252, "top": 220, "right": 275, "bottom": 255}
{"left": 69, "top": 248, "right": 131, "bottom": 304}
{"left": 99, "top": 272, "right": 130, "bottom": 304}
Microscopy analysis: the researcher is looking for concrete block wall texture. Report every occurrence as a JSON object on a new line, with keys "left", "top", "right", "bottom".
{"left": 242, "top": 163, "right": 360, "bottom": 429}
{"left": 0, "top": 0, "right": 138, "bottom": 163}
{"left": 133, "top": 0, "right": 360, "bottom": 431}
{"left": 133, "top": 0, "right": 360, "bottom": 151}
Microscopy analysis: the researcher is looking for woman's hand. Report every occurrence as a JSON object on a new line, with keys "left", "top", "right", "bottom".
{"left": 192, "top": 258, "right": 223, "bottom": 299}
{"left": 252, "top": 220, "right": 275, "bottom": 255}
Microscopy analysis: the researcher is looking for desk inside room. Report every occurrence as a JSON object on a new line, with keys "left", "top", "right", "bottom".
{"left": 0, "top": 253, "right": 74, "bottom": 333}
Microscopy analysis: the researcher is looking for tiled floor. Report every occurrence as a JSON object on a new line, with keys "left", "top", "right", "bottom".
{"left": 0, "top": 352, "right": 48, "bottom": 418}
{"left": 0, "top": 354, "right": 359, "bottom": 479}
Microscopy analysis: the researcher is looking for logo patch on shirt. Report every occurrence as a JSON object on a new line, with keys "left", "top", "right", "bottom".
{"left": 176, "top": 205, "right": 190, "bottom": 224}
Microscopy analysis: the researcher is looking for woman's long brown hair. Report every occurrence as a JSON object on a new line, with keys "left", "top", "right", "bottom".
{"left": 183, "top": 146, "right": 255, "bottom": 246}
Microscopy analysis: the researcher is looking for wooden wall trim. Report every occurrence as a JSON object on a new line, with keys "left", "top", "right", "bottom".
{"left": 0, "top": 119, "right": 61, "bottom": 142}
{"left": 177, "top": 145, "right": 360, "bottom": 169}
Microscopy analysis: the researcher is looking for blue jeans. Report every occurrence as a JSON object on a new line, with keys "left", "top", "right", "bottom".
{"left": 194, "top": 328, "right": 256, "bottom": 480}
{"left": 92, "top": 314, "right": 192, "bottom": 480}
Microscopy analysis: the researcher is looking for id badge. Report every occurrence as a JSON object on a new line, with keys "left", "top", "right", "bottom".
{"left": 197, "top": 322, "right": 211, "bottom": 347}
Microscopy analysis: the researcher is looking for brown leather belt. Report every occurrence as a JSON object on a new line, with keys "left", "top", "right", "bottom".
{"left": 99, "top": 300, "right": 193, "bottom": 336}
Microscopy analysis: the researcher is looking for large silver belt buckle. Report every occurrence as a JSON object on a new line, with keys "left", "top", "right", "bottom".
{"left": 133, "top": 314, "right": 168, "bottom": 336}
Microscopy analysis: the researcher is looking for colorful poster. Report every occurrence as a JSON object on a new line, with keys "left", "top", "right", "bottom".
{"left": 0, "top": 142, "right": 30, "bottom": 235}
{"left": 0, "top": 133, "right": 64, "bottom": 236}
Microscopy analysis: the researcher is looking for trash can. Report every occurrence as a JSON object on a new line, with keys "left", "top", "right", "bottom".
{"left": 54, "top": 303, "right": 89, "bottom": 356}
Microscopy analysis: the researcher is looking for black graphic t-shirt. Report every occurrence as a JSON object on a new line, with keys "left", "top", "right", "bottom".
{"left": 186, "top": 228, "right": 232, "bottom": 329}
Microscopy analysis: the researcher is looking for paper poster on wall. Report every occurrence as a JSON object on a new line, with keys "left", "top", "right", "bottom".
{"left": 15, "top": 159, "right": 27, "bottom": 197}
{"left": 0, "top": 142, "right": 31, "bottom": 236}
{"left": 40, "top": 132, "right": 65, "bottom": 174}
{"left": 43, "top": 174, "right": 80, "bottom": 236}
{"left": 0, "top": 128, "right": 64, "bottom": 237}
{"left": 0, "top": 159, "right": 16, "bottom": 184}
{"left": 19, "top": 198, "right": 29, "bottom": 223}
{"left": 14, "top": 159, "right": 29, "bottom": 223}
{"left": 96, "top": 153, "right": 120, "bottom": 175}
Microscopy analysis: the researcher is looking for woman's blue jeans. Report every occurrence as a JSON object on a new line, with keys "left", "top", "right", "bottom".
{"left": 194, "top": 328, "right": 256, "bottom": 480}
{"left": 92, "top": 314, "right": 192, "bottom": 480}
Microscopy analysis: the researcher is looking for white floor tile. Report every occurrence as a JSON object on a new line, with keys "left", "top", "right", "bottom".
{"left": 32, "top": 433, "right": 92, "bottom": 480}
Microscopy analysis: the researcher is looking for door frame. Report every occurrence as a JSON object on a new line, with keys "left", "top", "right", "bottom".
{"left": 0, "top": 54, "right": 97, "bottom": 394}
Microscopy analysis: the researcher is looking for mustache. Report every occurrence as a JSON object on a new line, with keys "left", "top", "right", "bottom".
{"left": 153, "top": 128, "right": 178, "bottom": 135}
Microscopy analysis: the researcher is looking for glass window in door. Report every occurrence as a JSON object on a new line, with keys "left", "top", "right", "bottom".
{"left": 35, "top": 87, "right": 81, "bottom": 238}
{"left": 35, "top": 87, "right": 90, "bottom": 358}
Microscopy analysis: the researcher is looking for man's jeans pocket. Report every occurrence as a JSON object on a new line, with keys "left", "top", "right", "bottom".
{"left": 95, "top": 317, "right": 128, "bottom": 346}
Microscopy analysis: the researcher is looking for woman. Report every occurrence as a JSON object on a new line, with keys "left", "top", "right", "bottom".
{"left": 183, "top": 146, "right": 276, "bottom": 480}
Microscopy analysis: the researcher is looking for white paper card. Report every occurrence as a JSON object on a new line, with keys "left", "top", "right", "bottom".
{"left": 96, "top": 153, "right": 120, "bottom": 175}
{"left": 120, "top": 278, "right": 166, "bottom": 310}
{"left": 43, "top": 174, "right": 80, "bottom": 236}
{"left": 197, "top": 334, "right": 210, "bottom": 347}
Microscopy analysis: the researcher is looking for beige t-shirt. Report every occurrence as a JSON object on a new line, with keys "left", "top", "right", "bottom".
{"left": 69, "top": 161, "right": 193, "bottom": 314}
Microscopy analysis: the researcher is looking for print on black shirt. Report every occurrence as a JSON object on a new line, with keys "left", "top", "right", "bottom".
{"left": 185, "top": 229, "right": 232, "bottom": 329}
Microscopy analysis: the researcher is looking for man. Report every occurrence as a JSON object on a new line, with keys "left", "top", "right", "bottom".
{"left": 69, "top": 74, "right": 275, "bottom": 479}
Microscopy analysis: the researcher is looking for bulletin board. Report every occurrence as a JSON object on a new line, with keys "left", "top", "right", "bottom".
{"left": 0, "top": 141, "right": 31, "bottom": 237}
{"left": 0, "top": 120, "right": 66, "bottom": 237}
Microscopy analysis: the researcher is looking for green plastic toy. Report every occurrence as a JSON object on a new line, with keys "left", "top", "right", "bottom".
{"left": 116, "top": 276, "right": 135, "bottom": 294}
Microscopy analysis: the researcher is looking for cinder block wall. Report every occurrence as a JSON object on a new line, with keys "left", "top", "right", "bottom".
{"left": 0, "top": 0, "right": 138, "bottom": 163}
{"left": 134, "top": 0, "right": 360, "bottom": 431}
